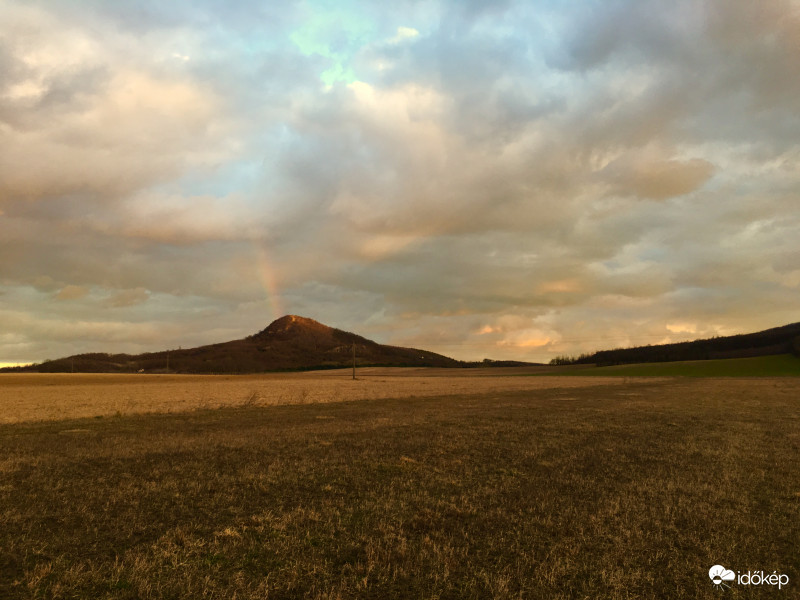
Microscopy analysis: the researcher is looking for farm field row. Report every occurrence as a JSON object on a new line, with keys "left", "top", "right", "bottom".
{"left": 0, "top": 369, "right": 622, "bottom": 424}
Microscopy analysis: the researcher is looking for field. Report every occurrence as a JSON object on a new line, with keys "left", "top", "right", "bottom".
{"left": 1, "top": 371, "right": 798, "bottom": 598}
{"left": 0, "top": 369, "right": 622, "bottom": 424}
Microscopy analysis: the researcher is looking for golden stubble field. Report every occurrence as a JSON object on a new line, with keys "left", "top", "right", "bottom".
{"left": 1, "top": 371, "right": 798, "bottom": 599}
{"left": 0, "top": 367, "right": 628, "bottom": 424}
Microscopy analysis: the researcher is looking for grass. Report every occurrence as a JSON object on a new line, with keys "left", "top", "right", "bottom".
{"left": 0, "top": 371, "right": 619, "bottom": 424}
{"left": 563, "top": 353, "right": 800, "bottom": 377}
{"left": 1, "top": 378, "right": 798, "bottom": 598}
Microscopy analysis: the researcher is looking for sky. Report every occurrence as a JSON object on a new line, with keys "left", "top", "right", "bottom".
{"left": 1, "top": 0, "right": 799, "bottom": 366}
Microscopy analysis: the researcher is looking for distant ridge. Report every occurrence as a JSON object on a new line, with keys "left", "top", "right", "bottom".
{"left": 568, "top": 321, "right": 800, "bottom": 366}
{"left": 7, "top": 315, "right": 465, "bottom": 373}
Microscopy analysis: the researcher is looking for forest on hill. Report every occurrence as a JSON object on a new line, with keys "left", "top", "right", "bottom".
{"left": 551, "top": 322, "right": 800, "bottom": 366}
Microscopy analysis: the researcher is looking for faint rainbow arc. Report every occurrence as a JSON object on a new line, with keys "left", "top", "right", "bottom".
{"left": 253, "top": 242, "right": 284, "bottom": 321}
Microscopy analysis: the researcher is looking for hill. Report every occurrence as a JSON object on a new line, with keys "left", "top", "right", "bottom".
{"left": 565, "top": 321, "right": 800, "bottom": 366}
{"left": 7, "top": 315, "right": 463, "bottom": 374}
{"left": 562, "top": 354, "right": 800, "bottom": 377}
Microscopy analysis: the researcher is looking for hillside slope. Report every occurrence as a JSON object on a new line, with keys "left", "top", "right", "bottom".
{"left": 575, "top": 321, "right": 800, "bottom": 366}
{"left": 12, "top": 315, "right": 461, "bottom": 373}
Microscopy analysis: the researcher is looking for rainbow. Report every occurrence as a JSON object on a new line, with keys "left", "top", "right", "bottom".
{"left": 253, "top": 242, "right": 284, "bottom": 321}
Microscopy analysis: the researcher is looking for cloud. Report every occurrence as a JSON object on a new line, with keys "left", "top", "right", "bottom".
{"left": 0, "top": 18, "right": 233, "bottom": 269}
{"left": 104, "top": 287, "right": 150, "bottom": 308}
{"left": 603, "top": 154, "right": 715, "bottom": 200}
{"left": 0, "top": 67, "right": 223, "bottom": 204}
{"left": 55, "top": 285, "right": 89, "bottom": 301}
{"left": 389, "top": 26, "right": 420, "bottom": 44}
{"left": 0, "top": 0, "right": 798, "bottom": 365}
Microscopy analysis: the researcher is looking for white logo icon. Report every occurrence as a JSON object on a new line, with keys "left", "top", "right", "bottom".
{"left": 709, "top": 565, "right": 735, "bottom": 589}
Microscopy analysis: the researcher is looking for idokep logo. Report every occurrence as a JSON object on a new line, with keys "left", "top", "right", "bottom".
{"left": 709, "top": 565, "right": 735, "bottom": 589}
{"left": 709, "top": 564, "right": 790, "bottom": 590}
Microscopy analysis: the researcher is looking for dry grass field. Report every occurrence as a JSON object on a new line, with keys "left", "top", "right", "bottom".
{"left": 0, "top": 368, "right": 620, "bottom": 424}
{"left": 1, "top": 372, "right": 798, "bottom": 599}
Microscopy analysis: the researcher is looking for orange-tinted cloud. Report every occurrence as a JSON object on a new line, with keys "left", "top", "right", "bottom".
{"left": 55, "top": 285, "right": 89, "bottom": 301}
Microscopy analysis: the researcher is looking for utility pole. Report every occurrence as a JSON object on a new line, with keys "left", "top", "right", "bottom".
{"left": 166, "top": 350, "right": 170, "bottom": 372}
{"left": 352, "top": 343, "right": 356, "bottom": 380}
